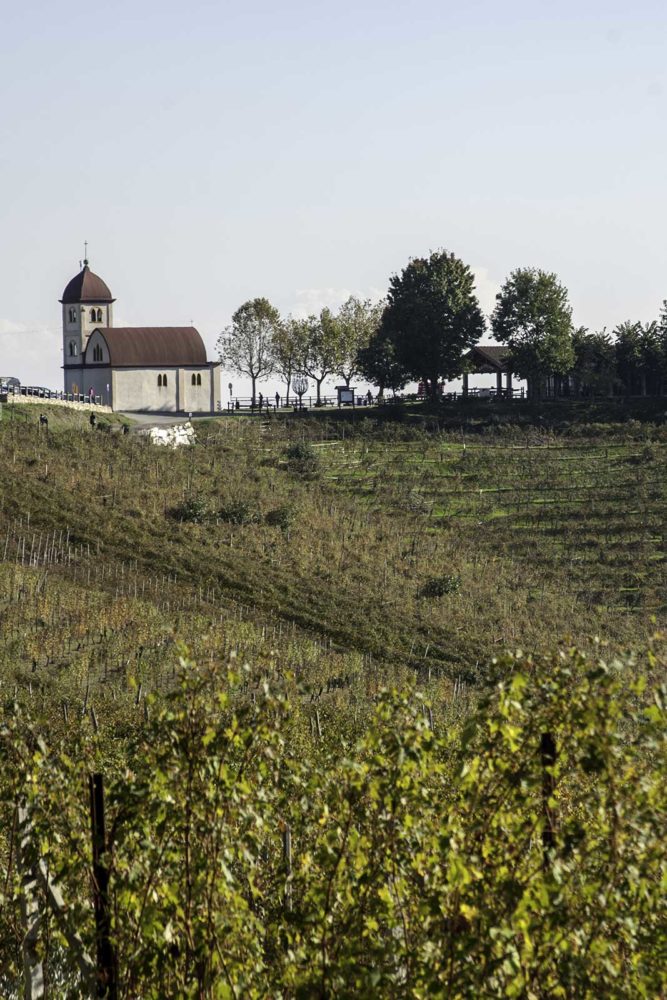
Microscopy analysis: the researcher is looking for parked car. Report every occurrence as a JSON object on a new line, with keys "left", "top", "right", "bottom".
{"left": 0, "top": 376, "right": 20, "bottom": 393}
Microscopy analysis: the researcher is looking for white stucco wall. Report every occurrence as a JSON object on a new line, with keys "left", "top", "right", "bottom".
{"left": 182, "top": 369, "right": 211, "bottom": 413}
{"left": 211, "top": 364, "right": 221, "bottom": 411}
{"left": 111, "top": 368, "right": 179, "bottom": 412}
{"left": 107, "top": 366, "right": 220, "bottom": 413}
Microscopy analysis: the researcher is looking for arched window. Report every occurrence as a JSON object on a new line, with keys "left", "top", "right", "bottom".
{"left": 92, "top": 345, "right": 103, "bottom": 362}
{"left": 90, "top": 308, "right": 96, "bottom": 321}
{"left": 157, "top": 374, "right": 163, "bottom": 387}
{"left": 96, "top": 308, "right": 103, "bottom": 322}
{"left": 68, "top": 341, "right": 77, "bottom": 357}
{"left": 196, "top": 373, "right": 202, "bottom": 386}
{"left": 191, "top": 373, "right": 197, "bottom": 385}
{"left": 163, "top": 373, "right": 168, "bottom": 387}
{"left": 68, "top": 308, "right": 76, "bottom": 323}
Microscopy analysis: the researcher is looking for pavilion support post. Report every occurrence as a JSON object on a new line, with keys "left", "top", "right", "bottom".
{"left": 496, "top": 371, "right": 503, "bottom": 397}
{"left": 505, "top": 370, "right": 513, "bottom": 397}
{"left": 462, "top": 372, "right": 469, "bottom": 397}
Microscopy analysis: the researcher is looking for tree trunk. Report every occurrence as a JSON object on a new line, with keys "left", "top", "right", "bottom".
{"left": 251, "top": 375, "right": 257, "bottom": 408}
{"left": 315, "top": 377, "right": 323, "bottom": 403}
{"left": 285, "top": 364, "right": 292, "bottom": 406}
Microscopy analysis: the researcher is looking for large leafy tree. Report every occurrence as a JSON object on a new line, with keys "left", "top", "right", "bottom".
{"left": 217, "top": 298, "right": 280, "bottom": 406}
{"left": 335, "top": 296, "right": 384, "bottom": 387}
{"left": 357, "top": 311, "right": 410, "bottom": 397}
{"left": 297, "top": 308, "right": 343, "bottom": 404}
{"left": 570, "top": 328, "right": 617, "bottom": 397}
{"left": 491, "top": 268, "right": 575, "bottom": 398}
{"left": 614, "top": 320, "right": 663, "bottom": 396}
{"left": 383, "top": 250, "right": 485, "bottom": 400}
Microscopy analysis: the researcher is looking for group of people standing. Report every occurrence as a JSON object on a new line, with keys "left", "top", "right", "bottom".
{"left": 256, "top": 392, "right": 282, "bottom": 411}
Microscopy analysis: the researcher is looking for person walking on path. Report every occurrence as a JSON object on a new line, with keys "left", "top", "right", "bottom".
{"left": 275, "top": 391, "right": 280, "bottom": 409}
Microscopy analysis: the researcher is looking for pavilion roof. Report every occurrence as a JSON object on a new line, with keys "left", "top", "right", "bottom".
{"left": 464, "top": 344, "right": 510, "bottom": 372}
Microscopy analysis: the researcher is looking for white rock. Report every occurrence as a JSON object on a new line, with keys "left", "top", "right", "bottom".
{"left": 140, "top": 422, "right": 196, "bottom": 448}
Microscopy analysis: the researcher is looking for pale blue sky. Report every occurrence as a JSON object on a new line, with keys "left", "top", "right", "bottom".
{"left": 1, "top": 0, "right": 666, "bottom": 394}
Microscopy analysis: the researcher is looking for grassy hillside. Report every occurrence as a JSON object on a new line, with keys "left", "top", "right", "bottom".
{"left": 1, "top": 402, "right": 664, "bottom": 684}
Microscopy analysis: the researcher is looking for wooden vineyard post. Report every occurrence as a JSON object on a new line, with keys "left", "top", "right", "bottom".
{"left": 540, "top": 731, "right": 558, "bottom": 869}
{"left": 89, "top": 774, "right": 117, "bottom": 998}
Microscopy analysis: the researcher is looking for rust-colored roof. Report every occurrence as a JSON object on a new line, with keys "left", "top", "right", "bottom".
{"left": 90, "top": 328, "right": 208, "bottom": 367}
{"left": 465, "top": 344, "right": 509, "bottom": 371}
{"left": 60, "top": 264, "right": 114, "bottom": 304}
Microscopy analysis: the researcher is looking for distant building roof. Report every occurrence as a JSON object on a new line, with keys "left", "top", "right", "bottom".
{"left": 90, "top": 327, "right": 208, "bottom": 367}
{"left": 60, "top": 262, "right": 114, "bottom": 304}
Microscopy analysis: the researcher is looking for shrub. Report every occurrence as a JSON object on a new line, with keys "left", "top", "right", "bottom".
{"left": 285, "top": 441, "right": 319, "bottom": 475}
{"left": 265, "top": 505, "right": 297, "bottom": 534}
{"left": 219, "top": 499, "right": 260, "bottom": 525}
{"left": 420, "top": 573, "right": 461, "bottom": 598}
{"left": 171, "top": 495, "right": 209, "bottom": 523}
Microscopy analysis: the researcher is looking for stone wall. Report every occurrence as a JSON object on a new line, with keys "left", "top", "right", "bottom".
{"left": 3, "top": 394, "right": 112, "bottom": 414}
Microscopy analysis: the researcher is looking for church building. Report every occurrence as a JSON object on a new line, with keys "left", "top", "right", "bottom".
{"left": 60, "top": 259, "right": 221, "bottom": 413}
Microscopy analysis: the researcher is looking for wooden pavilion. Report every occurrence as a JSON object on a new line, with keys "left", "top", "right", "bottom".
{"left": 461, "top": 345, "right": 513, "bottom": 397}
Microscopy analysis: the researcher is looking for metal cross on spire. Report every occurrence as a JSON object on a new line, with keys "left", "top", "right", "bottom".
{"left": 84, "top": 241, "right": 88, "bottom": 266}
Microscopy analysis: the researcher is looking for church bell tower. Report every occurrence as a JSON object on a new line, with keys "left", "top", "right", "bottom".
{"left": 60, "top": 253, "right": 115, "bottom": 394}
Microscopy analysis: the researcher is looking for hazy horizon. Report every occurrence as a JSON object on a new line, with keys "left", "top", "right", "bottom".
{"left": 2, "top": 0, "right": 666, "bottom": 396}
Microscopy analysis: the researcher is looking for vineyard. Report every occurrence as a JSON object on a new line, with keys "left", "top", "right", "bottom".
{"left": 0, "top": 403, "right": 666, "bottom": 997}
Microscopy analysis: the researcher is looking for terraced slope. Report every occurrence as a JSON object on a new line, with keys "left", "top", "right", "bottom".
{"left": 1, "top": 407, "right": 664, "bottom": 700}
{"left": 319, "top": 434, "right": 667, "bottom": 644}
